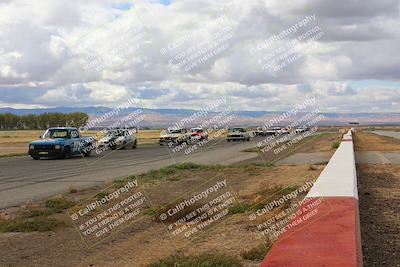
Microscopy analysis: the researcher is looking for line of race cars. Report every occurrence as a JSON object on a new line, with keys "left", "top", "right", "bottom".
{"left": 28, "top": 126, "right": 309, "bottom": 160}
{"left": 159, "top": 127, "right": 208, "bottom": 146}
{"left": 28, "top": 127, "right": 136, "bottom": 160}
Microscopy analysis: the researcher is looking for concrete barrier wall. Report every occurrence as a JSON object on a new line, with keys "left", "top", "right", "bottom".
{"left": 261, "top": 129, "right": 363, "bottom": 267}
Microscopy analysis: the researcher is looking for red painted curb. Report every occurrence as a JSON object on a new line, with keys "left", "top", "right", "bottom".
{"left": 260, "top": 129, "right": 362, "bottom": 267}
{"left": 260, "top": 197, "right": 363, "bottom": 267}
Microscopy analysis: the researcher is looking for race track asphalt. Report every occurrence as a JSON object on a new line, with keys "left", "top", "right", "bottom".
{"left": 0, "top": 137, "right": 265, "bottom": 208}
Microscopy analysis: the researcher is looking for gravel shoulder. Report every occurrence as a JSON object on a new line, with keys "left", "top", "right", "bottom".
{"left": 357, "top": 164, "right": 400, "bottom": 267}
{"left": 355, "top": 130, "right": 400, "bottom": 267}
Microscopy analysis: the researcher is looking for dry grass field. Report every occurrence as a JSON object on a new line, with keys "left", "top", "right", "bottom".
{"left": 0, "top": 162, "right": 323, "bottom": 267}
{"left": 353, "top": 130, "right": 400, "bottom": 151}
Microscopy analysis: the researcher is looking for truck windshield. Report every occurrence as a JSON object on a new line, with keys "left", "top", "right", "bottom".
{"left": 106, "top": 131, "right": 118, "bottom": 137}
{"left": 231, "top": 128, "right": 245, "bottom": 132}
{"left": 168, "top": 129, "right": 182, "bottom": 134}
{"left": 43, "top": 129, "right": 70, "bottom": 139}
{"left": 107, "top": 130, "right": 127, "bottom": 137}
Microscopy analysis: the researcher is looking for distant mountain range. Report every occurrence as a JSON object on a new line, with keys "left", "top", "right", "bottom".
{"left": 1, "top": 106, "right": 399, "bottom": 127}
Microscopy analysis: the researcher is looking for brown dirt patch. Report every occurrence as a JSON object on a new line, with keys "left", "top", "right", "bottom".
{"left": 357, "top": 164, "right": 400, "bottom": 267}
{"left": 0, "top": 164, "right": 321, "bottom": 267}
{"left": 0, "top": 142, "right": 28, "bottom": 155}
{"left": 355, "top": 130, "right": 400, "bottom": 266}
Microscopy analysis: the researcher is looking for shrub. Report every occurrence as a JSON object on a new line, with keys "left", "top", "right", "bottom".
{"left": 228, "top": 203, "right": 252, "bottom": 214}
{"left": 332, "top": 142, "right": 340, "bottom": 149}
{"left": 0, "top": 217, "right": 62, "bottom": 232}
{"left": 143, "top": 163, "right": 203, "bottom": 181}
{"left": 45, "top": 197, "right": 76, "bottom": 213}
{"left": 114, "top": 175, "right": 138, "bottom": 188}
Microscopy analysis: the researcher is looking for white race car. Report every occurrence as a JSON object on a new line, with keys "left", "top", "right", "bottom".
{"left": 295, "top": 126, "right": 309, "bottom": 133}
{"left": 98, "top": 129, "right": 137, "bottom": 150}
{"left": 278, "top": 127, "right": 290, "bottom": 135}
{"left": 265, "top": 127, "right": 281, "bottom": 136}
{"left": 159, "top": 128, "right": 191, "bottom": 146}
{"left": 227, "top": 127, "right": 251, "bottom": 141}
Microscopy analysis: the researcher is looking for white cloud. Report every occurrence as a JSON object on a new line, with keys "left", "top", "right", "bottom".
{"left": 0, "top": 0, "right": 400, "bottom": 112}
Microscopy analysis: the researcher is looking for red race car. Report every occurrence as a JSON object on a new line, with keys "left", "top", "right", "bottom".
{"left": 189, "top": 128, "right": 208, "bottom": 142}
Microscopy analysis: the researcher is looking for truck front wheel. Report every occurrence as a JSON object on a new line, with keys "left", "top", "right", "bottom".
{"left": 63, "top": 146, "right": 71, "bottom": 159}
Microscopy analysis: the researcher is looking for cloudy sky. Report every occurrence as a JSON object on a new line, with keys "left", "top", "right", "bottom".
{"left": 0, "top": 0, "right": 400, "bottom": 112}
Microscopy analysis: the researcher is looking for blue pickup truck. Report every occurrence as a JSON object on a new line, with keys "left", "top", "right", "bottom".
{"left": 28, "top": 127, "right": 96, "bottom": 160}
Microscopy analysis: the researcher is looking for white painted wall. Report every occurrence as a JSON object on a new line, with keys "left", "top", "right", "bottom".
{"left": 306, "top": 130, "right": 359, "bottom": 199}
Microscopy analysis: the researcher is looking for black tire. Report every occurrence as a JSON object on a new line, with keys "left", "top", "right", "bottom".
{"left": 84, "top": 149, "right": 91, "bottom": 157}
{"left": 227, "top": 139, "right": 231, "bottom": 142}
{"left": 63, "top": 146, "right": 71, "bottom": 159}
{"left": 31, "top": 156, "right": 40, "bottom": 160}
{"left": 122, "top": 141, "right": 126, "bottom": 149}
{"left": 132, "top": 139, "right": 137, "bottom": 149}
